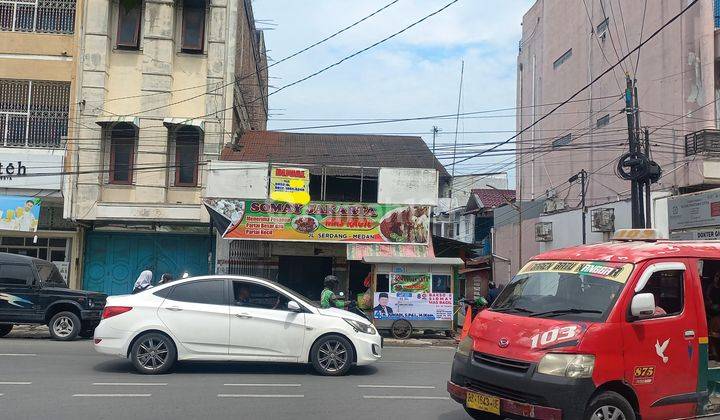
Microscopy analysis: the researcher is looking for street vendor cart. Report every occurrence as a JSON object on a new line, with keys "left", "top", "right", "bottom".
{"left": 362, "top": 256, "right": 464, "bottom": 339}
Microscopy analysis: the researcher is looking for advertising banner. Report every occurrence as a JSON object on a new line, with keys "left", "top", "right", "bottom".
{"left": 373, "top": 292, "right": 453, "bottom": 321}
{"left": 668, "top": 188, "right": 720, "bottom": 231}
{"left": 390, "top": 273, "right": 430, "bottom": 293}
{"left": 270, "top": 167, "right": 310, "bottom": 205}
{"left": 203, "top": 198, "right": 430, "bottom": 244}
{"left": 0, "top": 196, "right": 41, "bottom": 232}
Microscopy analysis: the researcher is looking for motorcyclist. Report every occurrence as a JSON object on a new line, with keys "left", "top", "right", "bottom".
{"left": 320, "top": 275, "right": 347, "bottom": 309}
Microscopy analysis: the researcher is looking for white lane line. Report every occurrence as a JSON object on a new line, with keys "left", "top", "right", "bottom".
{"left": 218, "top": 394, "right": 304, "bottom": 398}
{"left": 223, "top": 384, "right": 302, "bottom": 387}
{"left": 0, "top": 382, "right": 32, "bottom": 385}
{"left": 358, "top": 385, "right": 436, "bottom": 389}
{"left": 73, "top": 394, "right": 152, "bottom": 397}
{"left": 363, "top": 395, "right": 450, "bottom": 400}
{"left": 0, "top": 353, "right": 36, "bottom": 357}
{"left": 92, "top": 383, "right": 168, "bottom": 386}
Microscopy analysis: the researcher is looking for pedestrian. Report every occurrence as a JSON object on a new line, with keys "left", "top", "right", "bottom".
{"left": 487, "top": 281, "right": 500, "bottom": 305}
{"left": 158, "top": 272, "right": 174, "bottom": 285}
{"left": 132, "top": 267, "right": 153, "bottom": 294}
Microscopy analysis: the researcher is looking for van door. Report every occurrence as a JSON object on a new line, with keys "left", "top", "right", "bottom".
{"left": 0, "top": 263, "right": 40, "bottom": 322}
{"left": 621, "top": 260, "right": 699, "bottom": 419}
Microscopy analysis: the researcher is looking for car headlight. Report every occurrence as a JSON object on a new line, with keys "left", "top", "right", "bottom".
{"left": 456, "top": 336, "right": 474, "bottom": 357}
{"left": 343, "top": 318, "right": 376, "bottom": 335}
{"left": 537, "top": 353, "right": 595, "bottom": 378}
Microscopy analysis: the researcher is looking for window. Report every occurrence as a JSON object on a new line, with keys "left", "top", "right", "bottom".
{"left": 109, "top": 123, "right": 136, "bottom": 184}
{"left": 309, "top": 174, "right": 379, "bottom": 203}
{"left": 173, "top": 126, "right": 200, "bottom": 186}
{"left": 1, "top": 0, "right": 76, "bottom": 34}
{"left": 34, "top": 261, "right": 65, "bottom": 287}
{"left": 638, "top": 270, "right": 684, "bottom": 318}
{"left": 232, "top": 281, "right": 290, "bottom": 310}
{"left": 596, "top": 18, "right": 609, "bottom": 37}
{"left": 596, "top": 114, "right": 610, "bottom": 128}
{"left": 552, "top": 134, "right": 572, "bottom": 148}
{"left": 166, "top": 280, "right": 225, "bottom": 305}
{"left": 376, "top": 274, "right": 389, "bottom": 293}
{"left": 117, "top": 1, "right": 141, "bottom": 49}
{"left": 153, "top": 287, "right": 173, "bottom": 298}
{"left": 0, "top": 264, "right": 35, "bottom": 286}
{"left": 432, "top": 275, "right": 451, "bottom": 293}
{"left": 553, "top": 48, "right": 572, "bottom": 69}
{"left": 181, "top": 0, "right": 205, "bottom": 53}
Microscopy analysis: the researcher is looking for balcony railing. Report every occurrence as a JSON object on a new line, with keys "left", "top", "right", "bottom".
{"left": 685, "top": 129, "right": 720, "bottom": 157}
{"left": 0, "top": 79, "right": 70, "bottom": 148}
{"left": 0, "top": 0, "right": 75, "bottom": 34}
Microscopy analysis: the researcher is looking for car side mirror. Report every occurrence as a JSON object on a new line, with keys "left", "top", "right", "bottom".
{"left": 287, "top": 301, "right": 302, "bottom": 312}
{"left": 631, "top": 293, "right": 656, "bottom": 319}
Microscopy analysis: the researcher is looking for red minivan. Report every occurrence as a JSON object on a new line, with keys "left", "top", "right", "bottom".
{"left": 448, "top": 230, "right": 720, "bottom": 420}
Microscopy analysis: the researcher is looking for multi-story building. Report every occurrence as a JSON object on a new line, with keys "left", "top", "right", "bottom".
{"left": 63, "top": 0, "right": 267, "bottom": 294}
{"left": 0, "top": 0, "right": 81, "bottom": 286}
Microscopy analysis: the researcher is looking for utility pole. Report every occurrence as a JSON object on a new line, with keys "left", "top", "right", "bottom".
{"left": 569, "top": 170, "right": 587, "bottom": 244}
{"left": 431, "top": 126, "right": 440, "bottom": 155}
{"left": 644, "top": 128, "right": 652, "bottom": 227}
{"left": 623, "top": 75, "right": 644, "bottom": 228}
{"left": 450, "top": 60, "right": 464, "bottom": 198}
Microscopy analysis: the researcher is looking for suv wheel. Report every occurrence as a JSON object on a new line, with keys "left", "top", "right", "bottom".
{"left": 130, "top": 332, "right": 177, "bottom": 375}
{"left": 310, "top": 335, "right": 354, "bottom": 376}
{"left": 48, "top": 311, "right": 81, "bottom": 341}
{"left": 0, "top": 323, "right": 13, "bottom": 337}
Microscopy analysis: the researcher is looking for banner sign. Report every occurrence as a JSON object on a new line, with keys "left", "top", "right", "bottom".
{"left": 203, "top": 199, "right": 430, "bottom": 244}
{"left": 0, "top": 196, "right": 41, "bottom": 232}
{"left": 519, "top": 260, "right": 634, "bottom": 284}
{"left": 668, "top": 188, "right": 720, "bottom": 230}
{"left": 0, "top": 150, "right": 63, "bottom": 190}
{"left": 390, "top": 273, "right": 430, "bottom": 293}
{"left": 373, "top": 292, "right": 453, "bottom": 321}
{"left": 270, "top": 167, "right": 310, "bottom": 205}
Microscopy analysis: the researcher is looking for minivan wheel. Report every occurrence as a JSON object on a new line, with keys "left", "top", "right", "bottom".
{"left": 49, "top": 311, "right": 81, "bottom": 341}
{"left": 130, "top": 332, "right": 177, "bottom": 375}
{"left": 311, "top": 335, "right": 354, "bottom": 376}
{"left": 585, "top": 391, "right": 636, "bottom": 420}
{"left": 0, "top": 324, "right": 13, "bottom": 337}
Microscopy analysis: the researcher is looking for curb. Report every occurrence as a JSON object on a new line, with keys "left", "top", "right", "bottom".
{"left": 383, "top": 337, "right": 458, "bottom": 348}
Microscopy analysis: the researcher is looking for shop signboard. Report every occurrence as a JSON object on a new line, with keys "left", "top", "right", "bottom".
{"left": 0, "top": 196, "right": 41, "bottom": 232}
{"left": 373, "top": 291, "right": 453, "bottom": 321}
{"left": 203, "top": 198, "right": 430, "bottom": 244}
{"left": 0, "top": 150, "right": 63, "bottom": 191}
{"left": 270, "top": 167, "right": 310, "bottom": 205}
{"left": 389, "top": 273, "right": 430, "bottom": 293}
{"left": 668, "top": 188, "right": 720, "bottom": 230}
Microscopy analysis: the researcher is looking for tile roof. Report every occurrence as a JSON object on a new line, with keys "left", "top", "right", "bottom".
{"left": 221, "top": 131, "right": 449, "bottom": 177}
{"left": 471, "top": 188, "right": 515, "bottom": 209}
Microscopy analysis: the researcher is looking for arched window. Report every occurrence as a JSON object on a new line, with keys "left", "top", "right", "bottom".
{"left": 109, "top": 123, "right": 136, "bottom": 184}
{"left": 174, "top": 126, "right": 200, "bottom": 186}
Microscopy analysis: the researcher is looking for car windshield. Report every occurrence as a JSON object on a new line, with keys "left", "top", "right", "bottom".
{"left": 490, "top": 260, "right": 634, "bottom": 321}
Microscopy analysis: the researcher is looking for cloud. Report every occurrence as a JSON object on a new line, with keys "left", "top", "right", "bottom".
{"left": 252, "top": 0, "right": 533, "bottom": 177}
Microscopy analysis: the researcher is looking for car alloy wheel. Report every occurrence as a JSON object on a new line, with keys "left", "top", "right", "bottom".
{"left": 592, "top": 405, "right": 626, "bottom": 420}
{"left": 136, "top": 337, "right": 170, "bottom": 371}
{"left": 317, "top": 339, "right": 348, "bottom": 373}
{"left": 52, "top": 315, "right": 75, "bottom": 338}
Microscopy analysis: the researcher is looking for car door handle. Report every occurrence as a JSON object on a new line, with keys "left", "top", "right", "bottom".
{"left": 684, "top": 330, "right": 695, "bottom": 339}
{"left": 166, "top": 307, "right": 183, "bottom": 312}
{"left": 235, "top": 313, "right": 252, "bottom": 319}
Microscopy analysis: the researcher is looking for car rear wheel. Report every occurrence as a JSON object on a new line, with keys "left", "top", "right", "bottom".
{"left": 585, "top": 391, "right": 636, "bottom": 420}
{"left": 0, "top": 323, "right": 13, "bottom": 337}
{"left": 463, "top": 407, "right": 503, "bottom": 420}
{"left": 49, "top": 311, "right": 81, "bottom": 341}
{"left": 130, "top": 332, "right": 177, "bottom": 375}
{"left": 311, "top": 335, "right": 354, "bottom": 376}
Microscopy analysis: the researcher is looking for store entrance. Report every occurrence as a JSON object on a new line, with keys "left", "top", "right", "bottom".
{"left": 278, "top": 255, "right": 332, "bottom": 300}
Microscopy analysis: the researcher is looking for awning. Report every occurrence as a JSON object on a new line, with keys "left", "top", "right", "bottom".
{"left": 362, "top": 256, "right": 464, "bottom": 266}
{"left": 347, "top": 242, "right": 433, "bottom": 260}
{"left": 95, "top": 116, "right": 140, "bottom": 127}
{"left": 163, "top": 118, "right": 205, "bottom": 132}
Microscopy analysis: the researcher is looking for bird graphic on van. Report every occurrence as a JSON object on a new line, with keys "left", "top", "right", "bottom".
{"left": 0, "top": 293, "right": 32, "bottom": 307}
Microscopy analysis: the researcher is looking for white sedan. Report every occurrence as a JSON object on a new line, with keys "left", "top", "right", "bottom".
{"left": 94, "top": 275, "right": 382, "bottom": 375}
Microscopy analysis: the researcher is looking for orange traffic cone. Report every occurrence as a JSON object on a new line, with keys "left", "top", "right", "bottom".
{"left": 459, "top": 306, "right": 473, "bottom": 340}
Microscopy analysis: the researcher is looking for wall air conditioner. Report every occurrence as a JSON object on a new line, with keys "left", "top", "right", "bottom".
{"left": 591, "top": 208, "right": 615, "bottom": 232}
{"left": 535, "top": 222, "right": 553, "bottom": 242}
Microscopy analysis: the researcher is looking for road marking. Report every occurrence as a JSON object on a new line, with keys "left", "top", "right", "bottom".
{"left": 218, "top": 394, "right": 304, "bottom": 398}
{"left": 0, "top": 382, "right": 31, "bottom": 385}
{"left": 358, "top": 385, "right": 436, "bottom": 389}
{"left": 92, "top": 383, "right": 168, "bottom": 386}
{"left": 0, "top": 353, "right": 36, "bottom": 356}
{"left": 73, "top": 394, "right": 152, "bottom": 397}
{"left": 223, "top": 384, "right": 302, "bottom": 387}
{"left": 363, "top": 395, "right": 450, "bottom": 400}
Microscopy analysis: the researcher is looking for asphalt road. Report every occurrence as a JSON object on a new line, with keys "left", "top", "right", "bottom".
{"left": 0, "top": 335, "right": 470, "bottom": 420}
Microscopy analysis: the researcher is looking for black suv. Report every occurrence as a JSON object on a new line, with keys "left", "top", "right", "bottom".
{"left": 0, "top": 253, "right": 106, "bottom": 341}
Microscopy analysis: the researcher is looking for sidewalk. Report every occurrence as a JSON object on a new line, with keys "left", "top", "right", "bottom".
{"left": 382, "top": 332, "right": 458, "bottom": 348}
{"left": 6, "top": 324, "right": 51, "bottom": 339}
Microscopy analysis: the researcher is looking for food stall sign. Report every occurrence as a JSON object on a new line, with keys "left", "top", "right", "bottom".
{"left": 269, "top": 167, "right": 310, "bottom": 205}
{"left": 373, "top": 274, "right": 452, "bottom": 321}
{"left": 203, "top": 199, "right": 430, "bottom": 245}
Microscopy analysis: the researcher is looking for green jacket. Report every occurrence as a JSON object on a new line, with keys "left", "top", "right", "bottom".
{"left": 320, "top": 288, "right": 345, "bottom": 309}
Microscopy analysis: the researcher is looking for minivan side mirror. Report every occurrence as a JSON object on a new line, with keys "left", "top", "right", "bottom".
{"left": 631, "top": 293, "right": 656, "bottom": 319}
{"left": 287, "top": 301, "right": 302, "bottom": 312}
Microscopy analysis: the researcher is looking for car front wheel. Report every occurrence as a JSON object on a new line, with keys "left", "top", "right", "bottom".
{"left": 0, "top": 323, "right": 13, "bottom": 337}
{"left": 310, "top": 335, "right": 354, "bottom": 376}
{"left": 49, "top": 311, "right": 81, "bottom": 341}
{"left": 585, "top": 391, "right": 636, "bottom": 420}
{"left": 130, "top": 332, "right": 177, "bottom": 375}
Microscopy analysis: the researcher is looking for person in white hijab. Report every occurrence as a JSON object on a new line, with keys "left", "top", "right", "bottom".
{"left": 132, "top": 268, "right": 153, "bottom": 294}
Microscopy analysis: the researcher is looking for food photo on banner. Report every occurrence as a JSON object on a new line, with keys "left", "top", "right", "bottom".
{"left": 373, "top": 272, "right": 452, "bottom": 321}
{"left": 202, "top": 198, "right": 430, "bottom": 244}
{"left": 0, "top": 196, "right": 41, "bottom": 232}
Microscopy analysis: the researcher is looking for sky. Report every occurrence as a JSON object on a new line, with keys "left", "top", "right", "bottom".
{"left": 252, "top": 0, "right": 534, "bottom": 180}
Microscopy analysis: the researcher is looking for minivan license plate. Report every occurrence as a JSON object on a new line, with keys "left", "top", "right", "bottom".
{"left": 466, "top": 392, "right": 500, "bottom": 415}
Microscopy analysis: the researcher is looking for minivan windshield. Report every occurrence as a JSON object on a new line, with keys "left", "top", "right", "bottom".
{"left": 491, "top": 260, "right": 634, "bottom": 321}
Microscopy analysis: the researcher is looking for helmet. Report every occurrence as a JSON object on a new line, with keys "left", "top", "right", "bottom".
{"left": 324, "top": 275, "right": 338, "bottom": 288}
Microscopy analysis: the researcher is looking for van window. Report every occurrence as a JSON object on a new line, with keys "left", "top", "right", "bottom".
{"left": 638, "top": 270, "right": 684, "bottom": 317}
{"left": 0, "top": 264, "right": 35, "bottom": 287}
